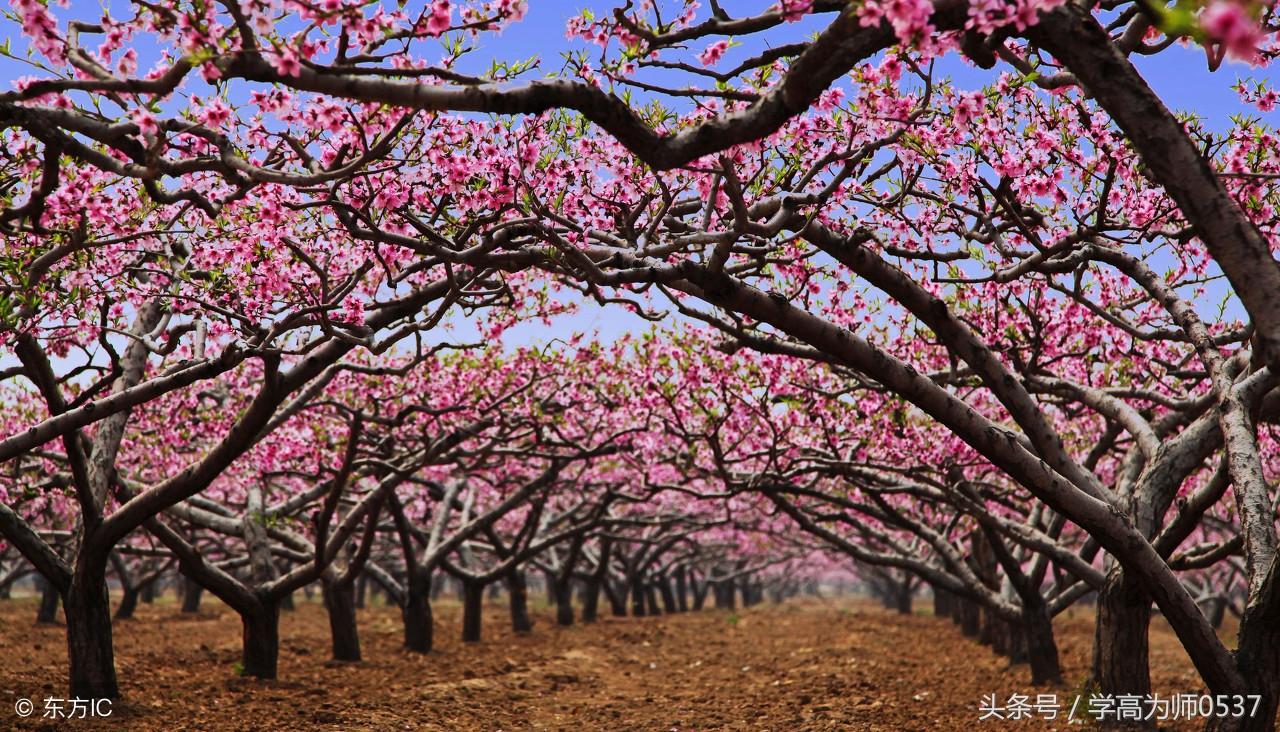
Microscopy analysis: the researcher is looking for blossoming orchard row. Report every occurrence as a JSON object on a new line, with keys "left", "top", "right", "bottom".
{"left": 2, "top": 1, "right": 1280, "bottom": 730}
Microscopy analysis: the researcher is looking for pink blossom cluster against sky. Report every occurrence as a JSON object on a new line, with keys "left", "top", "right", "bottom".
{"left": 0, "top": 0, "right": 1270, "bottom": 348}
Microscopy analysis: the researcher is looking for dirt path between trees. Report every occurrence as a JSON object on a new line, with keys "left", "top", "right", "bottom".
{"left": 0, "top": 595, "right": 1218, "bottom": 730}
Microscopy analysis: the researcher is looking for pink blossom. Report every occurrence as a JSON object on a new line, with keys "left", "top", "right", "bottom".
{"left": 199, "top": 99, "right": 233, "bottom": 128}
{"left": 116, "top": 47, "right": 137, "bottom": 76}
{"left": 12, "top": 0, "right": 65, "bottom": 64}
{"left": 1201, "top": 1, "right": 1263, "bottom": 62}
{"left": 270, "top": 48, "right": 302, "bottom": 77}
{"left": 777, "top": 0, "right": 813, "bottom": 22}
{"left": 131, "top": 108, "right": 159, "bottom": 137}
{"left": 427, "top": 0, "right": 452, "bottom": 36}
{"left": 859, "top": 0, "right": 935, "bottom": 44}
{"left": 699, "top": 40, "right": 729, "bottom": 67}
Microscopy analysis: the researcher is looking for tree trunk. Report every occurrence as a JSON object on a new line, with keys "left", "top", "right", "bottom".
{"left": 580, "top": 579, "right": 600, "bottom": 623}
{"left": 322, "top": 579, "right": 361, "bottom": 662}
{"left": 402, "top": 569, "right": 433, "bottom": 653}
{"left": 555, "top": 577, "right": 574, "bottom": 626}
{"left": 981, "top": 607, "right": 1002, "bottom": 649}
{"left": 240, "top": 601, "right": 281, "bottom": 679}
{"left": 960, "top": 597, "right": 981, "bottom": 638}
{"left": 1023, "top": 603, "right": 1063, "bottom": 686}
{"left": 64, "top": 568, "right": 119, "bottom": 698}
{"left": 713, "top": 580, "right": 737, "bottom": 610}
{"left": 933, "top": 586, "right": 952, "bottom": 618}
{"left": 507, "top": 571, "right": 532, "bottom": 634}
{"left": 540, "top": 569, "right": 554, "bottom": 606}
{"left": 114, "top": 585, "right": 139, "bottom": 621}
{"left": 181, "top": 576, "right": 203, "bottom": 613}
{"left": 1206, "top": 576, "right": 1280, "bottom": 732}
{"left": 1091, "top": 571, "right": 1153, "bottom": 726}
{"left": 36, "top": 575, "right": 60, "bottom": 624}
{"left": 948, "top": 592, "right": 964, "bottom": 625}
{"left": 355, "top": 574, "right": 367, "bottom": 610}
{"left": 430, "top": 573, "right": 445, "bottom": 601}
{"left": 645, "top": 583, "right": 661, "bottom": 616}
{"left": 604, "top": 579, "right": 627, "bottom": 617}
{"left": 461, "top": 581, "right": 484, "bottom": 642}
{"left": 139, "top": 579, "right": 156, "bottom": 605}
{"left": 987, "top": 613, "right": 1025, "bottom": 661}
{"left": 674, "top": 568, "right": 689, "bottom": 612}
{"left": 1204, "top": 595, "right": 1227, "bottom": 630}
{"left": 895, "top": 582, "right": 912, "bottom": 615}
{"left": 692, "top": 578, "right": 709, "bottom": 611}
{"left": 630, "top": 576, "right": 647, "bottom": 617}
{"left": 658, "top": 576, "right": 677, "bottom": 614}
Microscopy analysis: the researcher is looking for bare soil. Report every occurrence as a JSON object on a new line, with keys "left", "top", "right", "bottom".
{"left": 0, "top": 593, "right": 1232, "bottom": 730}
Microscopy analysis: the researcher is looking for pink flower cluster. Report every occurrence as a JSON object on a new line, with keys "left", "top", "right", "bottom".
{"left": 699, "top": 40, "right": 729, "bottom": 67}
{"left": 1201, "top": 1, "right": 1264, "bottom": 63}
{"left": 776, "top": 0, "right": 814, "bottom": 22}
{"left": 11, "top": 0, "right": 65, "bottom": 64}
{"left": 858, "top": 0, "right": 935, "bottom": 45}
{"left": 427, "top": 0, "right": 452, "bottom": 36}
{"left": 967, "top": 0, "right": 1065, "bottom": 35}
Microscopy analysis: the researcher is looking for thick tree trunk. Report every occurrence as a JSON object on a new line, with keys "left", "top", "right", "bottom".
{"left": 114, "top": 586, "right": 139, "bottom": 621}
{"left": 64, "top": 569, "right": 119, "bottom": 698}
{"left": 181, "top": 576, "right": 203, "bottom": 614}
{"left": 542, "top": 570, "right": 555, "bottom": 606}
{"left": 461, "top": 581, "right": 484, "bottom": 642}
{"left": 980, "top": 607, "right": 998, "bottom": 647}
{"left": 1092, "top": 572, "right": 1153, "bottom": 723}
{"left": 933, "top": 586, "right": 952, "bottom": 618}
{"left": 713, "top": 581, "right": 737, "bottom": 610}
{"left": 36, "top": 576, "right": 60, "bottom": 624}
{"left": 959, "top": 597, "right": 981, "bottom": 638}
{"left": 402, "top": 569, "right": 434, "bottom": 653}
{"left": 674, "top": 568, "right": 689, "bottom": 612}
{"left": 1206, "top": 582, "right": 1280, "bottom": 732}
{"left": 631, "top": 576, "right": 647, "bottom": 617}
{"left": 947, "top": 593, "right": 964, "bottom": 625}
{"left": 355, "top": 574, "right": 367, "bottom": 610}
{"left": 279, "top": 591, "right": 294, "bottom": 611}
{"left": 645, "top": 583, "right": 661, "bottom": 616}
{"left": 554, "top": 577, "right": 574, "bottom": 627}
{"left": 580, "top": 579, "right": 600, "bottom": 623}
{"left": 657, "top": 577, "right": 677, "bottom": 614}
{"left": 1006, "top": 620, "right": 1030, "bottom": 663}
{"left": 1023, "top": 603, "right": 1063, "bottom": 686}
{"left": 603, "top": 580, "right": 627, "bottom": 617}
{"left": 430, "top": 573, "right": 445, "bottom": 601}
{"left": 692, "top": 578, "right": 709, "bottom": 611}
{"left": 139, "top": 580, "right": 156, "bottom": 605}
{"left": 989, "top": 614, "right": 1028, "bottom": 663}
{"left": 322, "top": 579, "right": 361, "bottom": 662}
{"left": 507, "top": 571, "right": 532, "bottom": 634}
{"left": 895, "top": 582, "right": 912, "bottom": 615}
{"left": 1204, "top": 596, "right": 1227, "bottom": 630}
{"left": 240, "top": 601, "right": 281, "bottom": 679}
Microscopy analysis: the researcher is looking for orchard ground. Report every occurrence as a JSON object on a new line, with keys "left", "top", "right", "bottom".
{"left": 0, "top": 595, "right": 1226, "bottom": 731}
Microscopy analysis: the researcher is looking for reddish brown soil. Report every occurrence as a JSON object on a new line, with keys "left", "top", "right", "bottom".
{"left": 0, "top": 593, "right": 1235, "bottom": 730}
